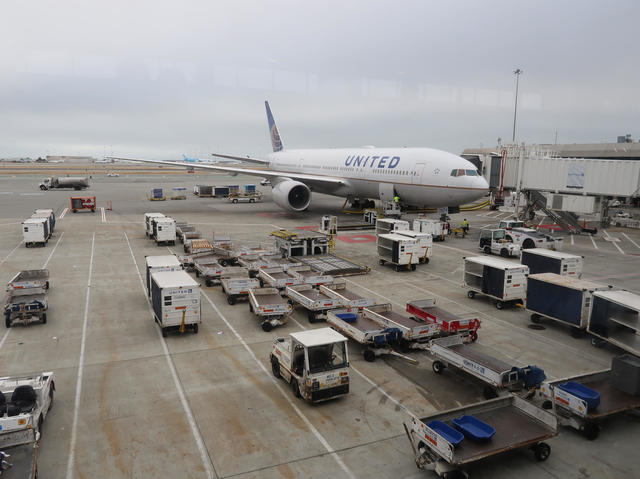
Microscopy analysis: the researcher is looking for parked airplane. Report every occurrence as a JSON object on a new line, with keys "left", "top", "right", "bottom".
{"left": 109, "top": 102, "right": 488, "bottom": 212}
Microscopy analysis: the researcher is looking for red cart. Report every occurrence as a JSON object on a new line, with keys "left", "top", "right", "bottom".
{"left": 71, "top": 196, "right": 96, "bottom": 213}
{"left": 406, "top": 299, "right": 480, "bottom": 340}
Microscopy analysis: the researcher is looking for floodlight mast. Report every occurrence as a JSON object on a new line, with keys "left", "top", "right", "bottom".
{"left": 512, "top": 69, "right": 523, "bottom": 141}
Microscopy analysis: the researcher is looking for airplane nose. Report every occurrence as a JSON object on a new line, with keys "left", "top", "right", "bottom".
{"left": 472, "top": 177, "right": 489, "bottom": 191}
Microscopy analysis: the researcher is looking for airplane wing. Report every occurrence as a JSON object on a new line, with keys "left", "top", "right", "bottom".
{"left": 212, "top": 153, "right": 270, "bottom": 165}
{"left": 106, "top": 157, "right": 345, "bottom": 191}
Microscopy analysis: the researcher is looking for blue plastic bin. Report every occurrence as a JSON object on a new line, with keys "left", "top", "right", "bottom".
{"left": 452, "top": 415, "right": 496, "bottom": 442}
{"left": 558, "top": 382, "right": 601, "bottom": 410}
{"left": 426, "top": 421, "right": 464, "bottom": 446}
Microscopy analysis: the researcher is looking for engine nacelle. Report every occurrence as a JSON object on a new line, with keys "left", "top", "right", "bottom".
{"left": 228, "top": 171, "right": 238, "bottom": 177}
{"left": 272, "top": 180, "right": 312, "bottom": 212}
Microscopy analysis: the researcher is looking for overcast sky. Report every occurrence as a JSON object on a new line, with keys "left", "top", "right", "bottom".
{"left": 2, "top": 1, "right": 639, "bottom": 160}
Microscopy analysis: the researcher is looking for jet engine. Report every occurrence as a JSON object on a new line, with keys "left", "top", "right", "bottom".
{"left": 228, "top": 171, "right": 238, "bottom": 177}
{"left": 272, "top": 180, "right": 312, "bottom": 212}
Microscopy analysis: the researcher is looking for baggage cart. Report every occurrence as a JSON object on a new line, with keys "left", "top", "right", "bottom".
{"left": 539, "top": 368, "right": 640, "bottom": 440}
{"left": 520, "top": 249, "right": 584, "bottom": 277}
{"left": 258, "top": 267, "right": 303, "bottom": 290}
{"left": 375, "top": 218, "right": 409, "bottom": 236}
{"left": 171, "top": 187, "right": 187, "bottom": 200}
{"left": 34, "top": 208, "right": 56, "bottom": 232}
{"left": 143, "top": 213, "right": 164, "bottom": 236}
{"left": 413, "top": 218, "right": 447, "bottom": 241}
{"left": 248, "top": 288, "right": 293, "bottom": 332}
{"left": 326, "top": 308, "right": 415, "bottom": 363}
{"left": 260, "top": 254, "right": 298, "bottom": 271}
{"left": 287, "top": 265, "right": 333, "bottom": 286}
{"left": 241, "top": 244, "right": 278, "bottom": 256}
{"left": 377, "top": 233, "right": 430, "bottom": 271}
{"left": 525, "top": 273, "right": 611, "bottom": 337}
{"left": 151, "top": 217, "right": 176, "bottom": 246}
{"left": 145, "top": 255, "right": 181, "bottom": 296}
{"left": 212, "top": 235, "right": 233, "bottom": 247}
{"left": 150, "top": 271, "right": 200, "bottom": 337}
{"left": 587, "top": 290, "right": 640, "bottom": 353}
{"left": 228, "top": 192, "right": 263, "bottom": 203}
{"left": 220, "top": 271, "right": 260, "bottom": 305}
{"left": 463, "top": 257, "right": 529, "bottom": 309}
{"left": 0, "top": 428, "right": 39, "bottom": 478}
{"left": 213, "top": 186, "right": 230, "bottom": 198}
{"left": 184, "top": 238, "right": 213, "bottom": 254}
{"left": 192, "top": 254, "right": 225, "bottom": 287}
{"left": 213, "top": 244, "right": 255, "bottom": 261}
{"left": 178, "top": 226, "right": 200, "bottom": 243}
{"left": 406, "top": 299, "right": 480, "bottom": 339}
{"left": 362, "top": 303, "right": 443, "bottom": 352}
{"left": 4, "top": 292, "right": 48, "bottom": 328}
{"left": 22, "top": 218, "right": 49, "bottom": 248}
{"left": 148, "top": 188, "right": 165, "bottom": 201}
{"left": 321, "top": 282, "right": 377, "bottom": 309}
{"left": 70, "top": 196, "right": 96, "bottom": 212}
{"left": 285, "top": 284, "right": 344, "bottom": 323}
{"left": 196, "top": 186, "right": 214, "bottom": 197}
{"left": 237, "top": 254, "right": 276, "bottom": 277}
{"left": 7, "top": 270, "right": 50, "bottom": 292}
{"left": 427, "top": 336, "right": 545, "bottom": 399}
{"left": 30, "top": 212, "right": 55, "bottom": 235}
{"left": 405, "top": 395, "right": 557, "bottom": 477}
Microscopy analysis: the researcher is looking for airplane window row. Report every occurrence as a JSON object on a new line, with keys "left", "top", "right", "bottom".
{"left": 374, "top": 170, "right": 409, "bottom": 175}
{"left": 450, "top": 169, "right": 479, "bottom": 177}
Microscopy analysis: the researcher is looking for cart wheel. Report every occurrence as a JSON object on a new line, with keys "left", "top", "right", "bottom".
{"left": 523, "top": 239, "right": 535, "bottom": 250}
{"left": 591, "top": 337, "right": 604, "bottom": 348}
{"left": 249, "top": 304, "right": 254, "bottom": 313}
{"left": 363, "top": 350, "right": 376, "bottom": 362}
{"left": 205, "top": 279, "right": 212, "bottom": 287}
{"left": 228, "top": 296, "right": 237, "bottom": 305}
{"left": 232, "top": 198, "right": 238, "bottom": 203}
{"left": 271, "top": 358, "right": 281, "bottom": 378}
{"left": 496, "top": 301, "right": 504, "bottom": 310}
{"left": 42, "top": 313, "right": 47, "bottom": 324}
{"left": 162, "top": 328, "right": 167, "bottom": 338}
{"left": 220, "top": 260, "right": 229, "bottom": 267}
{"left": 541, "top": 400, "right": 553, "bottom": 410}
{"left": 5, "top": 316, "right": 11, "bottom": 328}
{"left": 195, "top": 270, "right": 200, "bottom": 277}
{"left": 45, "top": 281, "right": 50, "bottom": 290}
{"left": 423, "top": 258, "right": 429, "bottom": 264}
{"left": 192, "top": 324, "right": 198, "bottom": 334}
{"left": 432, "top": 361, "right": 444, "bottom": 374}
{"left": 534, "top": 442, "right": 551, "bottom": 462}
{"left": 483, "top": 246, "right": 491, "bottom": 254}
{"left": 37, "top": 416, "right": 43, "bottom": 436}
{"left": 531, "top": 314, "right": 541, "bottom": 324}
{"left": 411, "top": 264, "right": 417, "bottom": 271}
{"left": 583, "top": 423, "right": 600, "bottom": 441}
{"left": 308, "top": 312, "right": 316, "bottom": 323}
{"left": 291, "top": 378, "right": 301, "bottom": 397}
{"left": 570, "top": 327, "right": 584, "bottom": 339}
{"left": 467, "top": 290, "right": 475, "bottom": 299}
{"left": 399, "top": 340, "right": 411, "bottom": 353}
{"left": 500, "top": 248, "right": 509, "bottom": 258}
{"left": 379, "top": 260, "right": 385, "bottom": 266}
{"left": 395, "top": 266, "right": 400, "bottom": 272}
{"left": 483, "top": 386, "right": 499, "bottom": 400}
{"left": 249, "top": 198, "right": 255, "bottom": 203}
{"left": 259, "top": 279, "right": 264, "bottom": 287}
{"left": 262, "top": 321, "right": 273, "bottom": 332}
{"left": 444, "top": 471, "right": 466, "bottom": 479}
{"left": 48, "top": 383, "right": 54, "bottom": 411}
{"left": 470, "top": 331, "right": 478, "bottom": 342}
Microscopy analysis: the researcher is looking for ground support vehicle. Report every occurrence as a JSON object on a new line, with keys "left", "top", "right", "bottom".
{"left": 7, "top": 271, "right": 50, "bottom": 292}
{"left": 326, "top": 308, "right": 415, "bottom": 363}
{"left": 322, "top": 283, "right": 378, "bottom": 309}
{"left": 145, "top": 255, "right": 181, "bottom": 296}
{"left": 148, "top": 188, "right": 165, "bottom": 201}
{"left": 213, "top": 186, "right": 230, "bottom": 198}
{"left": 260, "top": 254, "right": 298, "bottom": 271}
{"left": 21, "top": 218, "right": 49, "bottom": 248}
{"left": 463, "top": 257, "right": 529, "bottom": 309}
{"left": 525, "top": 273, "right": 611, "bottom": 338}
{"left": 178, "top": 227, "right": 201, "bottom": 244}
{"left": 31, "top": 209, "right": 55, "bottom": 234}
{"left": 270, "top": 328, "right": 350, "bottom": 402}
{"left": 192, "top": 255, "right": 225, "bottom": 287}
{"left": 5, "top": 292, "right": 48, "bottom": 328}
{"left": 241, "top": 244, "right": 279, "bottom": 256}
{"left": 287, "top": 265, "right": 333, "bottom": 286}
{"left": 220, "top": 272, "right": 260, "bottom": 305}
{"left": 588, "top": 290, "right": 640, "bottom": 353}
{"left": 212, "top": 245, "right": 254, "bottom": 265}
{"left": 212, "top": 235, "right": 233, "bottom": 248}
{"left": 0, "top": 372, "right": 55, "bottom": 437}
{"left": 499, "top": 221, "right": 564, "bottom": 251}
{"left": 258, "top": 267, "right": 303, "bottom": 290}
{"left": 520, "top": 249, "right": 583, "bottom": 277}
{"left": 539, "top": 368, "right": 640, "bottom": 441}
{"left": 196, "top": 186, "right": 214, "bottom": 197}
{"left": 170, "top": 187, "right": 187, "bottom": 200}
{"left": 377, "top": 233, "right": 431, "bottom": 271}
{"left": 151, "top": 217, "right": 176, "bottom": 246}
{"left": 428, "top": 336, "right": 544, "bottom": 399}
{"left": 406, "top": 299, "right": 480, "bottom": 341}
{"left": 144, "top": 213, "right": 164, "bottom": 236}
{"left": 478, "top": 228, "right": 521, "bottom": 257}
{"left": 405, "top": 395, "right": 557, "bottom": 477}
{"left": 286, "top": 284, "right": 344, "bottom": 323}
{"left": 237, "top": 254, "right": 277, "bottom": 277}
{"left": 70, "top": 196, "right": 96, "bottom": 213}
{"left": 228, "top": 192, "right": 264, "bottom": 203}
{"left": 413, "top": 218, "right": 448, "bottom": 241}
{"left": 184, "top": 238, "right": 212, "bottom": 254}
{"left": 149, "top": 271, "right": 201, "bottom": 337}
{"left": 248, "top": 288, "right": 293, "bottom": 332}
{"left": 375, "top": 218, "right": 410, "bottom": 236}
{"left": 0, "top": 428, "right": 39, "bottom": 478}
{"left": 39, "top": 177, "right": 88, "bottom": 190}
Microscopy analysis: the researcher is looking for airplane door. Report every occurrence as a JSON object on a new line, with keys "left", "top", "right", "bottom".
{"left": 379, "top": 182, "right": 395, "bottom": 202}
{"left": 412, "top": 163, "right": 426, "bottom": 185}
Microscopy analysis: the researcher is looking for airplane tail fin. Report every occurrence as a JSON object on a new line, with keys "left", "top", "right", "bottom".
{"left": 183, "top": 155, "right": 187, "bottom": 160}
{"left": 265, "top": 101, "right": 284, "bottom": 152}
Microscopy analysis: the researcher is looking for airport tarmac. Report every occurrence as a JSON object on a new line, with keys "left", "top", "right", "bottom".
{"left": 1, "top": 170, "right": 639, "bottom": 479}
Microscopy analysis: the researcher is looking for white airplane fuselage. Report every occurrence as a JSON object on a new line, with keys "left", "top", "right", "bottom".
{"left": 266, "top": 147, "right": 487, "bottom": 207}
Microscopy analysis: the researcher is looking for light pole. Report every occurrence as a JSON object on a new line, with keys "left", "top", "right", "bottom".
{"left": 512, "top": 69, "right": 523, "bottom": 141}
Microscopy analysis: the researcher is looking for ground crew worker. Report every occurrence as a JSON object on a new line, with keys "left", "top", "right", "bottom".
{"left": 394, "top": 195, "right": 400, "bottom": 205}
{"left": 462, "top": 218, "right": 469, "bottom": 233}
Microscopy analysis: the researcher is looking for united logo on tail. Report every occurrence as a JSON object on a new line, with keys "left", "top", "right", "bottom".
{"left": 265, "top": 101, "right": 284, "bottom": 152}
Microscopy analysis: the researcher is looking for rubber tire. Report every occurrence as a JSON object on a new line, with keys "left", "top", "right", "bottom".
{"left": 531, "top": 314, "right": 541, "bottom": 324}
{"left": 262, "top": 321, "right": 273, "bottom": 332}
{"left": 542, "top": 400, "right": 553, "bottom": 410}
{"left": 291, "top": 378, "right": 301, "bottom": 397}
{"left": 45, "top": 281, "right": 50, "bottom": 290}
{"left": 444, "top": 471, "right": 466, "bottom": 479}
{"left": 484, "top": 246, "right": 491, "bottom": 254}
{"left": 496, "top": 301, "right": 504, "bottom": 310}
{"left": 470, "top": 331, "right": 478, "bottom": 342}
{"left": 500, "top": 248, "right": 509, "bottom": 258}
{"left": 591, "top": 337, "right": 604, "bottom": 348}
{"left": 483, "top": 386, "right": 499, "bottom": 400}
{"left": 48, "top": 384, "right": 54, "bottom": 411}
{"left": 6, "top": 316, "right": 11, "bottom": 328}
{"left": 162, "top": 328, "right": 167, "bottom": 338}
{"left": 467, "top": 290, "right": 475, "bottom": 299}
{"left": 379, "top": 260, "right": 385, "bottom": 266}
{"left": 308, "top": 312, "right": 316, "bottom": 323}
{"left": 205, "top": 279, "right": 212, "bottom": 287}
{"left": 411, "top": 264, "right": 417, "bottom": 271}
{"left": 423, "top": 258, "right": 429, "bottom": 264}
{"left": 583, "top": 423, "right": 600, "bottom": 441}
{"left": 42, "top": 313, "right": 47, "bottom": 324}
{"left": 432, "top": 361, "right": 444, "bottom": 374}
{"left": 37, "top": 416, "right": 43, "bottom": 436}
{"left": 534, "top": 442, "right": 551, "bottom": 462}
{"left": 363, "top": 350, "right": 376, "bottom": 362}
{"left": 249, "top": 198, "right": 255, "bottom": 203}
{"left": 395, "top": 266, "right": 400, "bottom": 272}
{"left": 195, "top": 270, "right": 200, "bottom": 277}
{"left": 220, "top": 260, "right": 228, "bottom": 267}
{"left": 570, "top": 328, "right": 584, "bottom": 339}
{"left": 232, "top": 198, "right": 238, "bottom": 203}
{"left": 271, "top": 358, "right": 281, "bottom": 378}
{"left": 399, "top": 340, "right": 411, "bottom": 353}
{"left": 249, "top": 304, "right": 254, "bottom": 313}
{"left": 523, "top": 239, "right": 535, "bottom": 249}
{"left": 228, "top": 296, "right": 237, "bottom": 305}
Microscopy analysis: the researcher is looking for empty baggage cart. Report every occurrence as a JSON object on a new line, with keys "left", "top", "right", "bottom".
{"left": 287, "top": 265, "right": 333, "bottom": 286}
{"left": 192, "top": 254, "right": 225, "bottom": 287}
{"left": 322, "top": 283, "right": 377, "bottom": 309}
{"left": 221, "top": 271, "right": 260, "bottom": 305}
{"left": 258, "top": 267, "right": 303, "bottom": 289}
{"left": 7, "top": 270, "right": 50, "bottom": 292}
{"left": 248, "top": 288, "right": 293, "bottom": 332}
{"left": 406, "top": 299, "right": 480, "bottom": 340}
{"left": 286, "top": 284, "right": 344, "bottom": 323}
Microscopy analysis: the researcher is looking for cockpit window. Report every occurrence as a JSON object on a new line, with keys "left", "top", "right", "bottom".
{"left": 457, "top": 170, "right": 466, "bottom": 177}
{"left": 450, "top": 169, "right": 457, "bottom": 177}
{"left": 465, "top": 170, "right": 478, "bottom": 176}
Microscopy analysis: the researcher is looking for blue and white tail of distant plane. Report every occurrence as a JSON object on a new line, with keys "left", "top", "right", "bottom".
{"left": 266, "top": 101, "right": 284, "bottom": 152}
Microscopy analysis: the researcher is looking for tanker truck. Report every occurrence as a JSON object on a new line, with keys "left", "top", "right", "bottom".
{"left": 39, "top": 177, "right": 89, "bottom": 191}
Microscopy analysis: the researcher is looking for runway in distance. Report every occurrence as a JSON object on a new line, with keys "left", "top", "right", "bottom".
{"left": 181, "top": 155, "right": 242, "bottom": 166}
{"left": 109, "top": 102, "right": 489, "bottom": 212}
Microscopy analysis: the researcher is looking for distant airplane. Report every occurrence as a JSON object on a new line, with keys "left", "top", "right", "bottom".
{"left": 49, "top": 160, "right": 66, "bottom": 163}
{"left": 109, "top": 102, "right": 488, "bottom": 212}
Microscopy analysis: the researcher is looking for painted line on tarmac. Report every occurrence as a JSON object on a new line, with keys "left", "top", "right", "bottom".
{"left": 201, "top": 291, "right": 357, "bottom": 479}
{"left": 589, "top": 234, "right": 599, "bottom": 250}
{"left": 603, "top": 230, "right": 625, "bottom": 254}
{"left": 66, "top": 232, "right": 95, "bottom": 479}
{"left": 60, "top": 208, "right": 68, "bottom": 219}
{"left": 124, "top": 231, "right": 217, "bottom": 479}
{"left": 101, "top": 207, "right": 106, "bottom": 222}
{"left": 43, "top": 232, "right": 64, "bottom": 269}
{"left": 587, "top": 271, "right": 640, "bottom": 281}
{"left": 622, "top": 233, "right": 640, "bottom": 250}
{"left": 0, "top": 241, "right": 23, "bottom": 268}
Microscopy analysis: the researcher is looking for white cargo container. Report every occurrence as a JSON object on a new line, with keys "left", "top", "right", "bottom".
{"left": 413, "top": 218, "right": 447, "bottom": 241}
{"left": 377, "top": 233, "right": 431, "bottom": 271}
{"left": 152, "top": 217, "right": 176, "bottom": 246}
{"left": 375, "top": 218, "right": 409, "bottom": 236}
{"left": 463, "top": 256, "right": 529, "bottom": 309}
{"left": 150, "top": 271, "right": 201, "bottom": 337}
{"left": 33, "top": 208, "right": 56, "bottom": 233}
{"left": 520, "top": 249, "right": 583, "bottom": 278}
{"left": 143, "top": 213, "right": 164, "bottom": 236}
{"left": 396, "top": 230, "right": 433, "bottom": 260}
{"left": 22, "top": 217, "right": 50, "bottom": 248}
{"left": 145, "top": 255, "right": 182, "bottom": 296}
